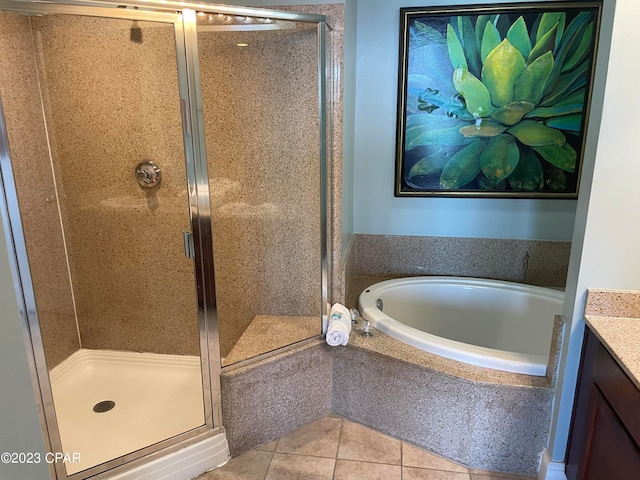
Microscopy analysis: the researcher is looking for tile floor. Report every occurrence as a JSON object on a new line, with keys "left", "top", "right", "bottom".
{"left": 196, "top": 415, "right": 537, "bottom": 480}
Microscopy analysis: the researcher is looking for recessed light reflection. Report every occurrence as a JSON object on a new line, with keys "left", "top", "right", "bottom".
{"left": 237, "top": 43, "right": 249, "bottom": 47}
{"left": 196, "top": 12, "right": 279, "bottom": 28}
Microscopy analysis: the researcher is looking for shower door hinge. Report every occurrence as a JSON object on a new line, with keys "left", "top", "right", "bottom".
{"left": 183, "top": 231, "right": 195, "bottom": 259}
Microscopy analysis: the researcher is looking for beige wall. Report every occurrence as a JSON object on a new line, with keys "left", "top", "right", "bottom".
{"left": 0, "top": 12, "right": 79, "bottom": 368}
{"left": 198, "top": 4, "right": 344, "bottom": 357}
{"left": 199, "top": 22, "right": 322, "bottom": 357}
{"left": 1, "top": 5, "right": 343, "bottom": 364}
{"left": 31, "top": 15, "right": 199, "bottom": 355}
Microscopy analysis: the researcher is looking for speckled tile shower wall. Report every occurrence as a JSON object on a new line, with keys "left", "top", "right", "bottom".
{"left": 330, "top": 10, "right": 346, "bottom": 306}
{"left": 355, "top": 234, "right": 571, "bottom": 288}
{"left": 30, "top": 15, "right": 199, "bottom": 355}
{"left": 0, "top": 12, "right": 79, "bottom": 368}
{"left": 198, "top": 4, "right": 344, "bottom": 358}
{"left": 10, "top": 5, "right": 344, "bottom": 362}
{"left": 281, "top": 3, "right": 346, "bottom": 307}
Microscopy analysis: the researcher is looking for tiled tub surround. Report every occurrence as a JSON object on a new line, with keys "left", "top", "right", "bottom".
{"left": 221, "top": 319, "right": 563, "bottom": 475}
{"left": 345, "top": 235, "right": 571, "bottom": 308}
{"left": 221, "top": 339, "right": 334, "bottom": 455}
{"left": 334, "top": 331, "right": 557, "bottom": 475}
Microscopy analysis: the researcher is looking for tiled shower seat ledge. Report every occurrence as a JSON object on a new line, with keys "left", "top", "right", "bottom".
{"left": 223, "top": 315, "right": 319, "bottom": 366}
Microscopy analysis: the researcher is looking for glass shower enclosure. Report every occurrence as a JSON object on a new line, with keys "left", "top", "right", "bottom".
{"left": 0, "top": 1, "right": 330, "bottom": 479}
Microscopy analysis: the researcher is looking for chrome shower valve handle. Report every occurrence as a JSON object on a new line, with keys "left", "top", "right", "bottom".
{"left": 135, "top": 161, "right": 161, "bottom": 187}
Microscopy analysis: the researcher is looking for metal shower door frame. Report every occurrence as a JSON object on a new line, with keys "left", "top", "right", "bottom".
{"left": 0, "top": 0, "right": 330, "bottom": 479}
{"left": 0, "top": 2, "right": 219, "bottom": 479}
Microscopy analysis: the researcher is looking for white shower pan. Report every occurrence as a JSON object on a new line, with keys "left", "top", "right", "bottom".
{"left": 50, "top": 349, "right": 227, "bottom": 477}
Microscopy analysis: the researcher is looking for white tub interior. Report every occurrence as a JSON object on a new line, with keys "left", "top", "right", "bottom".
{"left": 359, "top": 277, "right": 564, "bottom": 376}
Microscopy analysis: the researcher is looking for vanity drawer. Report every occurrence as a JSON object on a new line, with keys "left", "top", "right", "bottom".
{"left": 593, "top": 343, "right": 640, "bottom": 446}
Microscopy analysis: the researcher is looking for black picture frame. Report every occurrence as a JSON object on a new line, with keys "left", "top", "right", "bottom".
{"left": 395, "top": 2, "right": 602, "bottom": 198}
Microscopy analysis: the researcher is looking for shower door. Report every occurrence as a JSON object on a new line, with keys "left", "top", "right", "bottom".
{"left": 0, "top": 0, "right": 329, "bottom": 478}
{"left": 195, "top": 7, "right": 330, "bottom": 366}
{"left": 0, "top": 2, "right": 222, "bottom": 479}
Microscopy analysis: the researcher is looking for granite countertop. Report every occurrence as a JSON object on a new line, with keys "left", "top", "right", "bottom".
{"left": 584, "top": 289, "right": 640, "bottom": 390}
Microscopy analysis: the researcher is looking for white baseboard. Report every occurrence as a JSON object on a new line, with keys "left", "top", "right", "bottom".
{"left": 108, "top": 433, "right": 229, "bottom": 480}
{"left": 539, "top": 448, "right": 568, "bottom": 480}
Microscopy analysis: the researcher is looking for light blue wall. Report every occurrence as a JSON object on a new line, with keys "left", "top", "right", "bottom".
{"left": 549, "top": 0, "right": 640, "bottom": 465}
{"left": 202, "top": 0, "right": 579, "bottom": 245}
{"left": 352, "top": 0, "right": 578, "bottom": 241}
{"left": 1, "top": 2, "right": 627, "bottom": 478}
{"left": 0, "top": 221, "right": 49, "bottom": 480}
{"left": 201, "top": 0, "right": 356, "bottom": 259}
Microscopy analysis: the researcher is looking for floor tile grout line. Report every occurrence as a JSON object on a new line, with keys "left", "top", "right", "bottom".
{"left": 269, "top": 450, "right": 347, "bottom": 461}
{"left": 207, "top": 414, "right": 537, "bottom": 480}
{"left": 331, "top": 417, "right": 344, "bottom": 479}
{"left": 401, "top": 439, "right": 470, "bottom": 471}
{"left": 332, "top": 458, "right": 402, "bottom": 468}
{"left": 404, "top": 465, "right": 473, "bottom": 475}
{"left": 262, "top": 438, "right": 279, "bottom": 480}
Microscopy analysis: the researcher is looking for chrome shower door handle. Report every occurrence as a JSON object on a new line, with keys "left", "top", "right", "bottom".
{"left": 183, "top": 231, "right": 195, "bottom": 259}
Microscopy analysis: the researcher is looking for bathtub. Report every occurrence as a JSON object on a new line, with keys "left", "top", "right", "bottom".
{"left": 358, "top": 277, "right": 564, "bottom": 376}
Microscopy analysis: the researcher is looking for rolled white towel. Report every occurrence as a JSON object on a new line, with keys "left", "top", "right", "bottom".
{"left": 326, "top": 303, "right": 352, "bottom": 346}
{"left": 326, "top": 320, "right": 350, "bottom": 346}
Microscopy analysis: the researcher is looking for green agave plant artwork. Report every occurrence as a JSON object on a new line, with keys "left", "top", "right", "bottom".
{"left": 396, "top": 4, "right": 600, "bottom": 197}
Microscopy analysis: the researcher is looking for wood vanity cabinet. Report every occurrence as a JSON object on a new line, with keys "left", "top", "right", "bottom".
{"left": 566, "top": 326, "right": 640, "bottom": 480}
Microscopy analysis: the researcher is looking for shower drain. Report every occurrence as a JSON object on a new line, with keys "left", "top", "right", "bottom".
{"left": 92, "top": 400, "right": 116, "bottom": 413}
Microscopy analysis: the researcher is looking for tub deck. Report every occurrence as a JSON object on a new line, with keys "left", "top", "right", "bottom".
{"left": 357, "top": 276, "right": 564, "bottom": 376}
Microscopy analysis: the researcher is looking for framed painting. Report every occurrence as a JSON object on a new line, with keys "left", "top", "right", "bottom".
{"left": 395, "top": 2, "right": 602, "bottom": 198}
